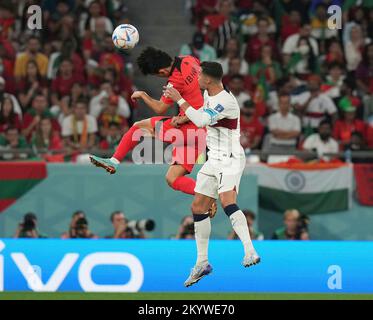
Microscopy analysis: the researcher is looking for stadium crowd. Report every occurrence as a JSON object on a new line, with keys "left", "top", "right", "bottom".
{"left": 0, "top": 0, "right": 372, "bottom": 164}
{"left": 0, "top": 0, "right": 134, "bottom": 161}
{"left": 183, "top": 0, "right": 373, "bottom": 161}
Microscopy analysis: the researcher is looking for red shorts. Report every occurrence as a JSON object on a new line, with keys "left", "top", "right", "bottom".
{"left": 150, "top": 116, "right": 206, "bottom": 172}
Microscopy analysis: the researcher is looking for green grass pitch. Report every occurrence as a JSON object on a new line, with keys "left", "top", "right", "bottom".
{"left": 1, "top": 292, "right": 373, "bottom": 300}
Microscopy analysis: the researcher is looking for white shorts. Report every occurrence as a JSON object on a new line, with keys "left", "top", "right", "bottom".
{"left": 194, "top": 156, "right": 246, "bottom": 199}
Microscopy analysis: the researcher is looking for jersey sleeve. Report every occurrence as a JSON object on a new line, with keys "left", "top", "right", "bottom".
{"left": 160, "top": 77, "right": 185, "bottom": 105}
{"left": 202, "top": 103, "right": 227, "bottom": 125}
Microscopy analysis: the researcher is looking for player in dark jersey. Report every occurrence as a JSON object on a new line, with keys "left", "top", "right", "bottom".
{"left": 90, "top": 47, "right": 216, "bottom": 214}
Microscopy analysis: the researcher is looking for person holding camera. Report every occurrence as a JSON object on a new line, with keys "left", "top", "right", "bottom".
{"left": 175, "top": 215, "right": 195, "bottom": 239}
{"left": 61, "top": 211, "right": 98, "bottom": 239}
{"left": 14, "top": 212, "right": 47, "bottom": 238}
{"left": 272, "top": 209, "right": 310, "bottom": 240}
{"left": 107, "top": 211, "right": 136, "bottom": 239}
{"left": 107, "top": 211, "right": 155, "bottom": 239}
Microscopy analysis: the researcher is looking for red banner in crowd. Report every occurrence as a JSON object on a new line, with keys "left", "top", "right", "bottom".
{"left": 0, "top": 161, "right": 47, "bottom": 213}
{"left": 354, "top": 164, "right": 373, "bottom": 206}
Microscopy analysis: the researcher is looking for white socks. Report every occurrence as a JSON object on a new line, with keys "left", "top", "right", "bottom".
{"left": 229, "top": 210, "right": 255, "bottom": 257}
{"left": 110, "top": 157, "right": 120, "bottom": 164}
{"left": 193, "top": 214, "right": 211, "bottom": 266}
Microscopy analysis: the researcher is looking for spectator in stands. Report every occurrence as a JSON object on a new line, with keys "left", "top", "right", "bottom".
{"left": 272, "top": 209, "right": 309, "bottom": 240}
{"left": 107, "top": 211, "right": 136, "bottom": 239}
{"left": 101, "top": 67, "right": 135, "bottom": 111}
{"left": 355, "top": 43, "right": 373, "bottom": 96}
{"left": 203, "top": 0, "right": 238, "bottom": 57}
{"left": 18, "top": 60, "right": 48, "bottom": 110}
{"left": 0, "top": 96, "right": 21, "bottom": 133}
{"left": 292, "top": 75, "right": 337, "bottom": 132}
{"left": 175, "top": 215, "right": 195, "bottom": 239}
{"left": 0, "top": 37, "right": 16, "bottom": 94}
{"left": 280, "top": 10, "right": 301, "bottom": 43}
{"left": 282, "top": 23, "right": 319, "bottom": 76}
{"left": 348, "top": 131, "right": 371, "bottom": 163}
{"left": 250, "top": 44, "right": 282, "bottom": 86}
{"left": 52, "top": 82, "right": 89, "bottom": 127}
{"left": 47, "top": 38, "right": 84, "bottom": 80}
{"left": 0, "top": 127, "right": 29, "bottom": 160}
{"left": 286, "top": 35, "right": 319, "bottom": 77}
{"left": 324, "top": 38, "right": 345, "bottom": 65}
{"left": 264, "top": 92, "right": 301, "bottom": 151}
{"left": 14, "top": 212, "right": 47, "bottom": 239}
{"left": 14, "top": 36, "right": 49, "bottom": 80}
{"left": 222, "top": 56, "right": 253, "bottom": 92}
{"left": 228, "top": 74, "right": 251, "bottom": 108}
{"left": 321, "top": 62, "right": 345, "bottom": 99}
{"left": 240, "top": 100, "right": 264, "bottom": 150}
{"left": 228, "top": 209, "right": 264, "bottom": 240}
{"left": 216, "top": 37, "right": 248, "bottom": 75}
{"left": 51, "top": 59, "right": 86, "bottom": 107}
{"left": 22, "top": 94, "right": 61, "bottom": 141}
{"left": 99, "top": 122, "right": 122, "bottom": 150}
{"left": 333, "top": 99, "right": 366, "bottom": 149}
{"left": 89, "top": 82, "right": 131, "bottom": 119}
{"left": 98, "top": 33, "right": 125, "bottom": 73}
{"left": 79, "top": 0, "right": 113, "bottom": 37}
{"left": 98, "top": 95, "right": 129, "bottom": 139}
{"left": 344, "top": 24, "right": 364, "bottom": 72}
{"left": 31, "top": 117, "right": 63, "bottom": 152}
{"left": 245, "top": 16, "right": 278, "bottom": 63}
{"left": 302, "top": 120, "right": 339, "bottom": 160}
{"left": 339, "top": 78, "right": 363, "bottom": 115}
{"left": 180, "top": 31, "right": 217, "bottom": 62}
{"left": 0, "top": 76, "right": 23, "bottom": 119}
{"left": 62, "top": 100, "right": 98, "bottom": 152}
{"left": 310, "top": 3, "right": 338, "bottom": 45}
{"left": 192, "top": 0, "right": 218, "bottom": 28}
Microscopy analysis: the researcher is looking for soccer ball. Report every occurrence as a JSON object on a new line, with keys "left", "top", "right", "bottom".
{"left": 112, "top": 24, "right": 139, "bottom": 50}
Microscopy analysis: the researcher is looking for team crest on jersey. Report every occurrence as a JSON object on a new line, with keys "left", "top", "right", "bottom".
{"left": 214, "top": 104, "right": 224, "bottom": 112}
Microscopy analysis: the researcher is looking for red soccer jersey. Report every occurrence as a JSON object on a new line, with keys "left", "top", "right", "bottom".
{"left": 161, "top": 55, "right": 204, "bottom": 116}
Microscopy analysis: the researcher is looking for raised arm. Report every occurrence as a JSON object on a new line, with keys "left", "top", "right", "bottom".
{"left": 131, "top": 91, "right": 171, "bottom": 114}
{"left": 163, "top": 86, "right": 211, "bottom": 128}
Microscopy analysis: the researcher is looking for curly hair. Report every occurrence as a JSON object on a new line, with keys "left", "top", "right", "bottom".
{"left": 136, "top": 47, "right": 172, "bottom": 75}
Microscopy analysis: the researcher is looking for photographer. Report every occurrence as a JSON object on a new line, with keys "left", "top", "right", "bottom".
{"left": 272, "top": 209, "right": 310, "bottom": 240}
{"left": 61, "top": 211, "right": 98, "bottom": 239}
{"left": 107, "top": 211, "right": 137, "bottom": 239}
{"left": 175, "top": 215, "right": 195, "bottom": 239}
{"left": 14, "top": 213, "right": 47, "bottom": 238}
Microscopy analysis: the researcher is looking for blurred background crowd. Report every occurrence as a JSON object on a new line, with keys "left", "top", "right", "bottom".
{"left": 0, "top": 0, "right": 372, "bottom": 163}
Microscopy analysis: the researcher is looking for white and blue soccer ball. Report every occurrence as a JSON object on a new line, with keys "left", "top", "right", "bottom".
{"left": 112, "top": 24, "right": 139, "bottom": 50}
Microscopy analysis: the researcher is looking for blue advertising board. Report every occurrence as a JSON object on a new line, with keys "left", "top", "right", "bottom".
{"left": 1, "top": 239, "right": 372, "bottom": 293}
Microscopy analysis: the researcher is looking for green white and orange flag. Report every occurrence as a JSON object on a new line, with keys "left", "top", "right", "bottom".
{"left": 246, "top": 162, "right": 353, "bottom": 214}
{"left": 0, "top": 161, "right": 47, "bottom": 212}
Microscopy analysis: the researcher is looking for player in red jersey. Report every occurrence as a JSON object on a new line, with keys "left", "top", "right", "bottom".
{"left": 90, "top": 47, "right": 215, "bottom": 213}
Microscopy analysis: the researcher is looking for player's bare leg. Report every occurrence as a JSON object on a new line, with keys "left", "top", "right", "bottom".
{"left": 184, "top": 193, "right": 215, "bottom": 287}
{"left": 166, "top": 164, "right": 217, "bottom": 217}
{"left": 219, "top": 190, "right": 261, "bottom": 268}
{"left": 89, "top": 119, "right": 154, "bottom": 174}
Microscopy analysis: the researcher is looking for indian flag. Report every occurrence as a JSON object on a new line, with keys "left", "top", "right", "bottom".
{"left": 247, "top": 162, "right": 353, "bottom": 214}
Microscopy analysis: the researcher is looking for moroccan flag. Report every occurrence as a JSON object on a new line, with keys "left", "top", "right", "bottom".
{"left": 0, "top": 161, "right": 47, "bottom": 212}
{"left": 247, "top": 162, "right": 353, "bottom": 214}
